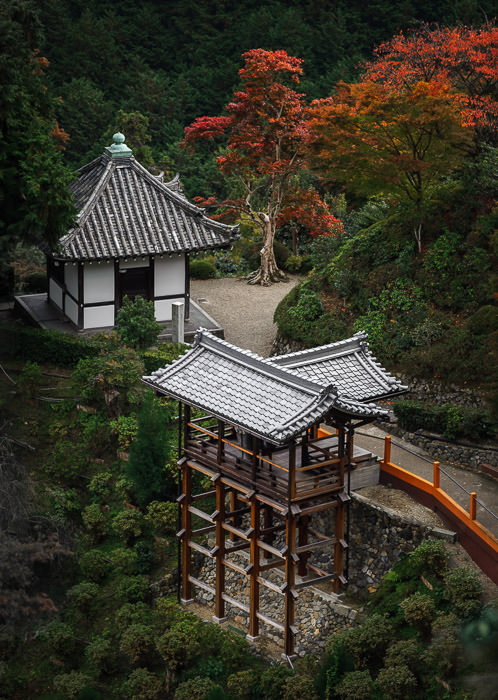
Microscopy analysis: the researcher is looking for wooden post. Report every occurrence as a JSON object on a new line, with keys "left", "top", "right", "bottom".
{"left": 338, "top": 423, "right": 345, "bottom": 489}
{"left": 333, "top": 499, "right": 345, "bottom": 593}
{"left": 433, "top": 461, "right": 440, "bottom": 489}
{"left": 470, "top": 492, "right": 477, "bottom": 521}
{"left": 384, "top": 435, "right": 391, "bottom": 466}
{"left": 248, "top": 497, "right": 260, "bottom": 639}
{"left": 229, "top": 490, "right": 237, "bottom": 542}
{"left": 181, "top": 462, "right": 193, "bottom": 602}
{"left": 217, "top": 420, "right": 224, "bottom": 464}
{"left": 288, "top": 441, "right": 296, "bottom": 501}
{"left": 184, "top": 404, "right": 191, "bottom": 446}
{"left": 214, "top": 479, "right": 226, "bottom": 621}
{"left": 251, "top": 436, "right": 258, "bottom": 483}
{"left": 284, "top": 509, "right": 296, "bottom": 657}
{"left": 297, "top": 515, "right": 309, "bottom": 577}
{"left": 263, "top": 506, "right": 273, "bottom": 559}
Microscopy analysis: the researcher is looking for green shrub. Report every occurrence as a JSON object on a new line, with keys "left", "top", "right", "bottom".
{"left": 226, "top": 669, "right": 258, "bottom": 699}
{"left": 119, "top": 623, "right": 156, "bottom": 664}
{"left": 384, "top": 639, "right": 421, "bottom": 671}
{"left": 88, "top": 472, "right": 113, "bottom": 501}
{"left": 117, "top": 575, "right": 150, "bottom": 603}
{"left": 376, "top": 664, "right": 417, "bottom": 699}
{"left": 82, "top": 504, "right": 108, "bottom": 542}
{"left": 53, "top": 671, "right": 93, "bottom": 699}
{"left": 110, "top": 547, "right": 138, "bottom": 574}
{"left": 190, "top": 259, "right": 217, "bottom": 279}
{"left": 335, "top": 670, "right": 374, "bottom": 700}
{"left": 67, "top": 582, "right": 100, "bottom": 614}
{"left": 423, "top": 613, "right": 463, "bottom": 678}
{"left": 400, "top": 592, "right": 436, "bottom": 633}
{"left": 335, "top": 614, "right": 393, "bottom": 669}
{"left": 174, "top": 677, "right": 216, "bottom": 699}
{"left": 121, "top": 668, "right": 163, "bottom": 699}
{"left": 156, "top": 619, "right": 202, "bottom": 670}
{"left": 140, "top": 343, "right": 187, "bottom": 374}
{"left": 116, "top": 295, "right": 161, "bottom": 349}
{"left": 85, "top": 635, "right": 116, "bottom": 673}
{"left": 116, "top": 602, "right": 151, "bottom": 629}
{"left": 393, "top": 400, "right": 493, "bottom": 440}
{"left": 24, "top": 270, "right": 48, "bottom": 292}
{"left": 285, "top": 254, "right": 302, "bottom": 272}
{"left": 17, "top": 361, "right": 42, "bottom": 398}
{"left": 79, "top": 549, "right": 110, "bottom": 582}
{"left": 43, "top": 620, "right": 76, "bottom": 656}
{"left": 282, "top": 675, "right": 319, "bottom": 700}
{"left": 134, "top": 541, "right": 156, "bottom": 573}
{"left": 145, "top": 500, "right": 177, "bottom": 535}
{"left": 112, "top": 509, "right": 144, "bottom": 544}
{"left": 443, "top": 567, "right": 483, "bottom": 618}
{"left": 110, "top": 415, "right": 139, "bottom": 451}
{"left": 0, "top": 324, "right": 99, "bottom": 366}
{"left": 126, "top": 393, "right": 175, "bottom": 507}
{"left": 408, "top": 540, "right": 450, "bottom": 579}
{"left": 466, "top": 305, "right": 498, "bottom": 335}
{"left": 257, "top": 663, "right": 293, "bottom": 699}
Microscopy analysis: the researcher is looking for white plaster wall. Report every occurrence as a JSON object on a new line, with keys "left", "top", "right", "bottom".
{"left": 49, "top": 279, "right": 63, "bottom": 309}
{"left": 83, "top": 262, "right": 114, "bottom": 304}
{"left": 120, "top": 258, "right": 150, "bottom": 270}
{"left": 65, "top": 263, "right": 78, "bottom": 300}
{"left": 84, "top": 305, "right": 115, "bottom": 329}
{"left": 65, "top": 296, "right": 79, "bottom": 325}
{"left": 155, "top": 297, "right": 184, "bottom": 322}
{"left": 154, "top": 255, "right": 185, "bottom": 297}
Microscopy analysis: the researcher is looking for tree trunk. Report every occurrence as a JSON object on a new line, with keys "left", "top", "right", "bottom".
{"left": 413, "top": 222, "right": 422, "bottom": 254}
{"left": 245, "top": 214, "right": 288, "bottom": 285}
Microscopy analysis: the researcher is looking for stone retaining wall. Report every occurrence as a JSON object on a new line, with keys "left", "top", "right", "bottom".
{"left": 378, "top": 421, "right": 498, "bottom": 472}
{"left": 346, "top": 492, "right": 456, "bottom": 596}
{"left": 182, "top": 492, "right": 455, "bottom": 654}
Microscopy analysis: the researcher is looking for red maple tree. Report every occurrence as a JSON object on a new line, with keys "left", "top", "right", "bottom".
{"left": 362, "top": 23, "right": 498, "bottom": 140}
{"left": 183, "top": 49, "right": 343, "bottom": 285}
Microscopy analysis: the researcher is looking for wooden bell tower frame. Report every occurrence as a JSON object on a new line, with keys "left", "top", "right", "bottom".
{"left": 176, "top": 404, "right": 357, "bottom": 658}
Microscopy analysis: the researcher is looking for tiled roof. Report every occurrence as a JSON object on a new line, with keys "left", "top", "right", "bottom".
{"left": 57, "top": 155, "right": 239, "bottom": 260}
{"left": 268, "top": 332, "right": 407, "bottom": 401}
{"left": 143, "top": 330, "right": 388, "bottom": 445}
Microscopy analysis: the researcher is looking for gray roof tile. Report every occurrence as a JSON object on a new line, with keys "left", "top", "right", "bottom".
{"left": 143, "top": 330, "right": 389, "bottom": 445}
{"left": 268, "top": 332, "right": 407, "bottom": 401}
{"left": 57, "top": 155, "right": 239, "bottom": 260}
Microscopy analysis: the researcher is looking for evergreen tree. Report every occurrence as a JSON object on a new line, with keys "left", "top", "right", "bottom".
{"left": 125, "top": 393, "right": 175, "bottom": 508}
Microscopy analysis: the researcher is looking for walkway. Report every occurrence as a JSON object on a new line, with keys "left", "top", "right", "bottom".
{"left": 191, "top": 275, "right": 300, "bottom": 357}
{"left": 355, "top": 424, "right": 498, "bottom": 537}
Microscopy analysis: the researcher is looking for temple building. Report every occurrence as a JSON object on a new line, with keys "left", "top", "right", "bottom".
{"left": 143, "top": 330, "right": 406, "bottom": 657}
{"left": 46, "top": 133, "right": 239, "bottom": 330}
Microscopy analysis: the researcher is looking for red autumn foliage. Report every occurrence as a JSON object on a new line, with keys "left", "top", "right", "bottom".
{"left": 183, "top": 49, "right": 339, "bottom": 284}
{"left": 362, "top": 23, "right": 498, "bottom": 138}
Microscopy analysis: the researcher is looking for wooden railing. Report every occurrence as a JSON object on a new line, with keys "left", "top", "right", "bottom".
{"left": 185, "top": 422, "right": 343, "bottom": 502}
{"left": 380, "top": 435, "right": 498, "bottom": 585}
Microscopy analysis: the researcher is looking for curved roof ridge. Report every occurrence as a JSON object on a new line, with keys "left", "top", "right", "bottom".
{"left": 269, "top": 331, "right": 367, "bottom": 363}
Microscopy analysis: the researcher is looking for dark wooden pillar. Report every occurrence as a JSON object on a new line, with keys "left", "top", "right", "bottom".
{"left": 297, "top": 515, "right": 309, "bottom": 577}
{"left": 214, "top": 477, "right": 226, "bottom": 621}
{"left": 334, "top": 423, "right": 346, "bottom": 593}
{"left": 217, "top": 420, "right": 224, "bottom": 464}
{"left": 248, "top": 497, "right": 260, "bottom": 639}
{"left": 288, "top": 441, "right": 296, "bottom": 501}
{"left": 180, "top": 461, "right": 193, "bottom": 602}
{"left": 284, "top": 509, "right": 296, "bottom": 657}
{"left": 263, "top": 506, "right": 273, "bottom": 559}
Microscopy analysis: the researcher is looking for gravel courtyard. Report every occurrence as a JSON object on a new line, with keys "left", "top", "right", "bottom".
{"left": 190, "top": 274, "right": 301, "bottom": 357}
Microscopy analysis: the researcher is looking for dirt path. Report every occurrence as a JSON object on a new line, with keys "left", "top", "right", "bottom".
{"left": 190, "top": 275, "right": 300, "bottom": 357}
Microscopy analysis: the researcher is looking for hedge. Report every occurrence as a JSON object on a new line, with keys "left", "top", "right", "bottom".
{"left": 189, "top": 260, "right": 216, "bottom": 279}
{"left": 0, "top": 323, "right": 99, "bottom": 366}
{"left": 393, "top": 399, "right": 493, "bottom": 441}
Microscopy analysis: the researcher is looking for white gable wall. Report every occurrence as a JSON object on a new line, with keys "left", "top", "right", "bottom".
{"left": 49, "top": 279, "right": 63, "bottom": 309}
{"left": 83, "top": 262, "right": 114, "bottom": 304}
{"left": 154, "top": 255, "right": 185, "bottom": 297}
{"left": 64, "top": 263, "right": 78, "bottom": 299}
{"left": 155, "top": 297, "right": 185, "bottom": 322}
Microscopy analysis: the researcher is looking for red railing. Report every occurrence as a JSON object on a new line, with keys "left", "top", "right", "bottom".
{"left": 380, "top": 435, "right": 498, "bottom": 584}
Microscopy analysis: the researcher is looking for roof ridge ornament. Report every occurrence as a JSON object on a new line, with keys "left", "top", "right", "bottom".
{"left": 105, "top": 132, "right": 133, "bottom": 159}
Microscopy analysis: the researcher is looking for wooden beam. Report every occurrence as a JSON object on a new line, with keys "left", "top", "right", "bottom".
{"left": 297, "top": 514, "right": 309, "bottom": 577}
{"left": 215, "top": 480, "right": 225, "bottom": 620}
{"left": 284, "top": 508, "right": 296, "bottom": 657}
{"left": 249, "top": 497, "right": 260, "bottom": 638}
{"left": 181, "top": 462, "right": 192, "bottom": 601}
